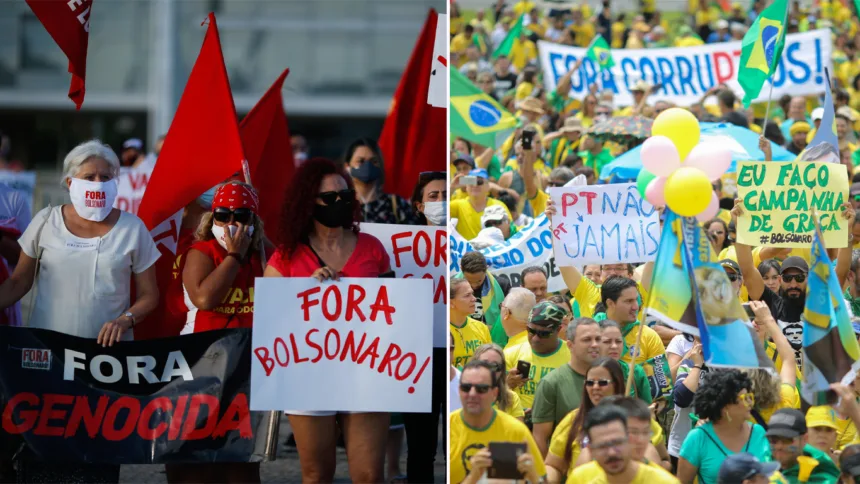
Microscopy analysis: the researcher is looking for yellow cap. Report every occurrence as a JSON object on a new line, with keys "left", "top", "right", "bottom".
{"left": 806, "top": 406, "right": 839, "bottom": 430}
{"left": 790, "top": 122, "right": 811, "bottom": 136}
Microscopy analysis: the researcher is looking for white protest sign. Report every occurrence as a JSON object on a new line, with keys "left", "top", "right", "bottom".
{"left": 538, "top": 29, "right": 832, "bottom": 107}
{"left": 114, "top": 167, "right": 152, "bottom": 215}
{"left": 0, "top": 171, "right": 35, "bottom": 215}
{"left": 427, "top": 13, "right": 448, "bottom": 108}
{"left": 449, "top": 215, "right": 567, "bottom": 293}
{"left": 548, "top": 183, "right": 661, "bottom": 266}
{"left": 362, "top": 224, "right": 446, "bottom": 347}
{"left": 251, "top": 278, "right": 433, "bottom": 412}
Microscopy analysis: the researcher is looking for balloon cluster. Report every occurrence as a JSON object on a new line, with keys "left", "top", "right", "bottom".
{"left": 635, "top": 108, "right": 732, "bottom": 221}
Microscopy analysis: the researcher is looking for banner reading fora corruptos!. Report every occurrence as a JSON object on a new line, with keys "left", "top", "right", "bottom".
{"left": 0, "top": 327, "right": 277, "bottom": 464}
{"left": 251, "top": 278, "right": 434, "bottom": 413}
{"left": 449, "top": 215, "right": 568, "bottom": 293}
{"left": 736, "top": 161, "right": 849, "bottom": 248}
{"left": 363, "top": 224, "right": 447, "bottom": 347}
{"left": 538, "top": 29, "right": 832, "bottom": 107}
{"left": 548, "top": 183, "right": 661, "bottom": 267}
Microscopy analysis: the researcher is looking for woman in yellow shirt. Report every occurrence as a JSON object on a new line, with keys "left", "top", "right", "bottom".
{"left": 471, "top": 343, "right": 525, "bottom": 420}
{"left": 575, "top": 94, "right": 599, "bottom": 129}
{"left": 450, "top": 278, "right": 491, "bottom": 369}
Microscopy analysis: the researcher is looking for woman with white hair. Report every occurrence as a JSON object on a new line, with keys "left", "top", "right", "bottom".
{"left": 0, "top": 140, "right": 160, "bottom": 346}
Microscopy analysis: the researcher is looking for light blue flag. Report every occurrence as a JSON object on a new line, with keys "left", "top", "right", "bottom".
{"left": 800, "top": 68, "right": 839, "bottom": 163}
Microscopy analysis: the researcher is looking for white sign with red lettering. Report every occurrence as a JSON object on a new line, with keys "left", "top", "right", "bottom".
{"left": 114, "top": 167, "right": 151, "bottom": 215}
{"left": 363, "top": 224, "right": 446, "bottom": 347}
{"left": 251, "top": 278, "right": 433, "bottom": 412}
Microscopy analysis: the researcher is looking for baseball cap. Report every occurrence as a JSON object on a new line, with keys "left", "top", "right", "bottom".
{"left": 766, "top": 408, "right": 807, "bottom": 439}
{"left": 806, "top": 406, "right": 839, "bottom": 430}
{"left": 718, "top": 453, "right": 780, "bottom": 484}
{"left": 529, "top": 301, "right": 567, "bottom": 327}
{"left": 469, "top": 168, "right": 489, "bottom": 180}
{"left": 812, "top": 107, "right": 825, "bottom": 121}
{"left": 780, "top": 256, "right": 809, "bottom": 274}
{"left": 720, "top": 259, "right": 741, "bottom": 274}
{"left": 122, "top": 138, "right": 143, "bottom": 150}
{"left": 453, "top": 153, "right": 476, "bottom": 169}
{"left": 481, "top": 205, "right": 508, "bottom": 227}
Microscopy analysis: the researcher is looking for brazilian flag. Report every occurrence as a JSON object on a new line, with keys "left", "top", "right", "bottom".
{"left": 450, "top": 68, "right": 517, "bottom": 148}
{"left": 738, "top": 0, "right": 789, "bottom": 107}
{"left": 585, "top": 35, "right": 615, "bottom": 71}
{"left": 492, "top": 15, "right": 523, "bottom": 59}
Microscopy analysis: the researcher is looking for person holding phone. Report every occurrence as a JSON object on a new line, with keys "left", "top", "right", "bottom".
{"left": 263, "top": 157, "right": 392, "bottom": 484}
{"left": 450, "top": 360, "right": 546, "bottom": 484}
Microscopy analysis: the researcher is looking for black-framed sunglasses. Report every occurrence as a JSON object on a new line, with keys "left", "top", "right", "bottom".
{"left": 528, "top": 326, "right": 557, "bottom": 338}
{"left": 782, "top": 273, "right": 806, "bottom": 283}
{"left": 460, "top": 383, "right": 492, "bottom": 394}
{"left": 725, "top": 272, "right": 739, "bottom": 282}
{"left": 318, "top": 189, "right": 355, "bottom": 206}
{"left": 213, "top": 207, "right": 253, "bottom": 225}
{"left": 585, "top": 379, "right": 612, "bottom": 388}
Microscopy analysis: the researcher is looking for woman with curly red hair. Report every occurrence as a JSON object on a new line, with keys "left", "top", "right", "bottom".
{"left": 264, "top": 157, "right": 392, "bottom": 483}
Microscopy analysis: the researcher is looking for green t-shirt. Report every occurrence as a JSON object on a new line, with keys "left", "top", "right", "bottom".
{"left": 531, "top": 363, "right": 585, "bottom": 426}
{"left": 781, "top": 445, "right": 840, "bottom": 484}
{"left": 680, "top": 422, "right": 771, "bottom": 484}
{"left": 619, "top": 360, "right": 653, "bottom": 404}
{"left": 547, "top": 90, "right": 576, "bottom": 116}
{"left": 578, "top": 148, "right": 614, "bottom": 179}
{"left": 487, "top": 154, "right": 502, "bottom": 181}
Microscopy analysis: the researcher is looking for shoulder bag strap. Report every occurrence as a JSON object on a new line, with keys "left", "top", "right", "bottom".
{"left": 25, "top": 204, "right": 53, "bottom": 327}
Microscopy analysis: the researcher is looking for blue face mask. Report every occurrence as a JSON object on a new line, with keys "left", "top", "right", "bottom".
{"left": 198, "top": 186, "right": 217, "bottom": 210}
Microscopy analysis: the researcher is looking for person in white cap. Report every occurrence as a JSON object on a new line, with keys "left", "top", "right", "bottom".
{"left": 120, "top": 138, "right": 146, "bottom": 168}
{"left": 481, "top": 204, "right": 515, "bottom": 240}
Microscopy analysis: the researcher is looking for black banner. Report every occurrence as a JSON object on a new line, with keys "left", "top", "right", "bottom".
{"left": 0, "top": 327, "right": 277, "bottom": 464}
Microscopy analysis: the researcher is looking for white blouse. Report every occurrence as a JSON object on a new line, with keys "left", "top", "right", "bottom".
{"left": 18, "top": 206, "right": 160, "bottom": 339}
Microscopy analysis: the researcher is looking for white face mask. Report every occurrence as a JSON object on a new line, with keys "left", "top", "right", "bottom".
{"left": 68, "top": 178, "right": 118, "bottom": 222}
{"left": 211, "top": 224, "right": 254, "bottom": 251}
{"left": 422, "top": 201, "right": 447, "bottom": 226}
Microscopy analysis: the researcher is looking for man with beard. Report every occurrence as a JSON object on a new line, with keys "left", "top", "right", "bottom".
{"left": 530, "top": 317, "right": 601, "bottom": 456}
{"left": 733, "top": 201, "right": 855, "bottom": 369}
{"left": 449, "top": 360, "right": 546, "bottom": 484}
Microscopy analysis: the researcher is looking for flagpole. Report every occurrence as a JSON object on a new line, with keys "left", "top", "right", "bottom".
{"left": 625, "top": 323, "right": 646, "bottom": 397}
{"left": 241, "top": 158, "right": 268, "bottom": 272}
{"left": 760, "top": 0, "right": 792, "bottom": 133}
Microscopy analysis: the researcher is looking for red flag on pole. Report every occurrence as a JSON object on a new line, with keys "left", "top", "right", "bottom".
{"left": 379, "top": 9, "right": 447, "bottom": 199}
{"left": 239, "top": 69, "right": 294, "bottom": 246}
{"left": 25, "top": 0, "right": 92, "bottom": 109}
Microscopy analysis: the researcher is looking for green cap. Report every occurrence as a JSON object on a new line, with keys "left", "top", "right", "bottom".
{"left": 529, "top": 301, "right": 567, "bottom": 327}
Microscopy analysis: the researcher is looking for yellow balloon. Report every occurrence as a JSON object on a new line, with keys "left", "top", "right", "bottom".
{"left": 665, "top": 167, "right": 712, "bottom": 217}
{"left": 652, "top": 108, "right": 700, "bottom": 161}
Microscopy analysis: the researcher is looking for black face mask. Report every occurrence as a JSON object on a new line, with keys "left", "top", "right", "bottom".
{"left": 313, "top": 199, "right": 354, "bottom": 228}
{"left": 350, "top": 162, "right": 381, "bottom": 183}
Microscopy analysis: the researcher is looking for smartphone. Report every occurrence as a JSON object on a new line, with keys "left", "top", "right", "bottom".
{"left": 516, "top": 360, "right": 531, "bottom": 378}
{"left": 742, "top": 303, "right": 755, "bottom": 319}
{"left": 522, "top": 128, "right": 536, "bottom": 150}
{"left": 461, "top": 175, "right": 477, "bottom": 186}
{"left": 487, "top": 442, "right": 527, "bottom": 479}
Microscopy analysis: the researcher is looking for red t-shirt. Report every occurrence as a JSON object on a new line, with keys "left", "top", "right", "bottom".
{"left": 189, "top": 238, "right": 263, "bottom": 332}
{"left": 267, "top": 232, "right": 390, "bottom": 277}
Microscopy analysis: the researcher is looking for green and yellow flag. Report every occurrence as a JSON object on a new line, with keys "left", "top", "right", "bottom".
{"left": 586, "top": 35, "right": 615, "bottom": 71}
{"left": 492, "top": 15, "right": 524, "bottom": 58}
{"left": 450, "top": 68, "right": 517, "bottom": 148}
{"left": 739, "top": 0, "right": 789, "bottom": 107}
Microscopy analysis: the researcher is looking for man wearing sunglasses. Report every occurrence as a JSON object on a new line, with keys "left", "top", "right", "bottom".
{"left": 450, "top": 360, "right": 546, "bottom": 484}
{"left": 720, "top": 259, "right": 745, "bottom": 301}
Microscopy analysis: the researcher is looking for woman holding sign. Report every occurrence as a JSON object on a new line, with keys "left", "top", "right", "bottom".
{"left": 264, "top": 157, "right": 392, "bottom": 484}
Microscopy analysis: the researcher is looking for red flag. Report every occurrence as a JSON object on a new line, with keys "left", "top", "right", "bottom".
{"left": 240, "top": 69, "right": 294, "bottom": 246}
{"left": 137, "top": 13, "right": 244, "bottom": 233}
{"left": 379, "top": 9, "right": 447, "bottom": 199}
{"left": 26, "top": 0, "right": 92, "bottom": 109}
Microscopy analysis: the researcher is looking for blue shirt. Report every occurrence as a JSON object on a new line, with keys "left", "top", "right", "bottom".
{"left": 679, "top": 422, "right": 771, "bottom": 484}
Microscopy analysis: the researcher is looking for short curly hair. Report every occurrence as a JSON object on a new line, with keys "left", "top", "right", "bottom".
{"left": 693, "top": 369, "right": 752, "bottom": 423}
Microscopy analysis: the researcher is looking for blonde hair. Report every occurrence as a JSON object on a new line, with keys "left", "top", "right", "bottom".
{"left": 194, "top": 182, "right": 265, "bottom": 252}
{"left": 470, "top": 343, "right": 514, "bottom": 413}
{"left": 741, "top": 368, "right": 780, "bottom": 412}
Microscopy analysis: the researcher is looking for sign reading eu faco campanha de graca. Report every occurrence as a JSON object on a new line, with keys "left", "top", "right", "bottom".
{"left": 0, "top": 327, "right": 277, "bottom": 464}
{"left": 251, "top": 278, "right": 434, "bottom": 412}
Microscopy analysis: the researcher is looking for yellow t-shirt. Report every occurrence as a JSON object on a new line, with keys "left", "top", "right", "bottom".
{"left": 451, "top": 198, "right": 513, "bottom": 240}
{"left": 570, "top": 22, "right": 596, "bottom": 47}
{"left": 611, "top": 22, "right": 626, "bottom": 48}
{"left": 574, "top": 111, "right": 595, "bottom": 129}
{"left": 550, "top": 409, "right": 665, "bottom": 478}
{"left": 506, "top": 330, "right": 529, "bottom": 349}
{"left": 505, "top": 158, "right": 552, "bottom": 178}
{"left": 567, "top": 460, "right": 680, "bottom": 484}
{"left": 504, "top": 340, "right": 571, "bottom": 409}
{"left": 676, "top": 36, "right": 704, "bottom": 48}
{"left": 509, "top": 39, "right": 538, "bottom": 72}
{"left": 757, "top": 383, "right": 801, "bottom": 424}
{"left": 500, "top": 390, "right": 526, "bottom": 419}
{"left": 451, "top": 317, "right": 492, "bottom": 369}
{"left": 837, "top": 414, "right": 858, "bottom": 449}
{"left": 513, "top": 0, "right": 536, "bottom": 16}
{"left": 516, "top": 81, "right": 535, "bottom": 102}
{"left": 449, "top": 408, "right": 546, "bottom": 484}
{"left": 451, "top": 33, "right": 471, "bottom": 58}
{"left": 622, "top": 324, "right": 666, "bottom": 366}
{"left": 530, "top": 189, "right": 549, "bottom": 220}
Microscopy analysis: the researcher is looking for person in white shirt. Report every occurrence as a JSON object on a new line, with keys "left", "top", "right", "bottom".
{"left": 0, "top": 182, "right": 31, "bottom": 326}
{"left": 0, "top": 140, "right": 160, "bottom": 347}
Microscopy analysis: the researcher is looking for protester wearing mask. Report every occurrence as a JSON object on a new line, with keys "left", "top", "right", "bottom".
{"left": 0, "top": 140, "right": 160, "bottom": 483}
{"left": 411, "top": 171, "right": 447, "bottom": 226}
{"left": 291, "top": 134, "right": 309, "bottom": 165}
{"left": 264, "top": 157, "right": 391, "bottom": 483}
{"left": 344, "top": 138, "right": 418, "bottom": 225}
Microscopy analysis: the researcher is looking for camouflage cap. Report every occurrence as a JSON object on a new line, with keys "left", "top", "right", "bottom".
{"left": 528, "top": 301, "right": 567, "bottom": 327}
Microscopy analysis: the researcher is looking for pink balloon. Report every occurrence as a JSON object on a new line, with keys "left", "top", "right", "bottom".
{"left": 641, "top": 136, "right": 681, "bottom": 177}
{"left": 645, "top": 177, "right": 667, "bottom": 207}
{"left": 696, "top": 192, "right": 720, "bottom": 222}
{"left": 685, "top": 142, "right": 732, "bottom": 181}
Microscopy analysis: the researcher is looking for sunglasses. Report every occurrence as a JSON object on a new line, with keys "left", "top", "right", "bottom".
{"left": 725, "top": 272, "right": 739, "bottom": 282}
{"left": 460, "top": 383, "right": 492, "bottom": 394}
{"left": 585, "top": 379, "right": 612, "bottom": 388}
{"left": 318, "top": 189, "right": 355, "bottom": 205}
{"left": 528, "top": 326, "right": 557, "bottom": 338}
{"left": 782, "top": 273, "right": 806, "bottom": 283}
{"left": 213, "top": 207, "right": 253, "bottom": 225}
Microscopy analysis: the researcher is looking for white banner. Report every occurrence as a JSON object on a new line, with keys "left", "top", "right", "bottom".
{"left": 363, "top": 224, "right": 447, "bottom": 347}
{"left": 538, "top": 29, "right": 832, "bottom": 106}
{"left": 114, "top": 167, "right": 152, "bottom": 215}
{"left": 250, "top": 278, "right": 433, "bottom": 412}
{"left": 0, "top": 171, "right": 35, "bottom": 216}
{"left": 548, "top": 183, "right": 661, "bottom": 266}
{"left": 449, "top": 215, "right": 568, "bottom": 293}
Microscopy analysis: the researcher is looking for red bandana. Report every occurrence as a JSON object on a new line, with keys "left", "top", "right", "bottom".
{"left": 212, "top": 183, "right": 259, "bottom": 212}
